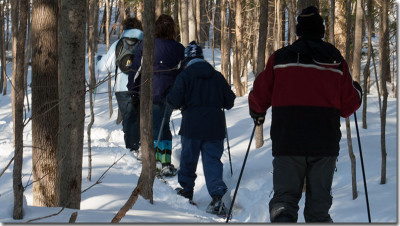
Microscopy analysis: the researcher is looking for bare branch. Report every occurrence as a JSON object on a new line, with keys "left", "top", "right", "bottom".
{"left": 25, "top": 207, "right": 65, "bottom": 223}
{"left": 0, "top": 156, "right": 14, "bottom": 179}
{"left": 81, "top": 154, "right": 126, "bottom": 194}
{"left": 69, "top": 212, "right": 78, "bottom": 223}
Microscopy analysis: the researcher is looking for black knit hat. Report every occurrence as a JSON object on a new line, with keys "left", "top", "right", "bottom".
{"left": 183, "top": 41, "right": 203, "bottom": 66}
{"left": 296, "top": 6, "right": 325, "bottom": 39}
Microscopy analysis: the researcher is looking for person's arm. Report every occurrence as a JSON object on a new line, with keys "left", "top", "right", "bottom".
{"left": 340, "top": 60, "right": 362, "bottom": 118}
{"left": 166, "top": 72, "right": 186, "bottom": 110}
{"left": 97, "top": 40, "right": 118, "bottom": 73}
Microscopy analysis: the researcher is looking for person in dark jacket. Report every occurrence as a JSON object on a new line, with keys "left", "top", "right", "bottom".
{"left": 248, "top": 6, "right": 362, "bottom": 223}
{"left": 128, "top": 14, "right": 185, "bottom": 176}
{"left": 166, "top": 41, "right": 236, "bottom": 216}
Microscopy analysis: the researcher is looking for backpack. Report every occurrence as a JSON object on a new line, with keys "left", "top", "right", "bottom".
{"left": 115, "top": 37, "right": 140, "bottom": 75}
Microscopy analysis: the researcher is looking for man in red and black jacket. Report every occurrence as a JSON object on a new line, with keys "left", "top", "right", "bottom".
{"left": 248, "top": 6, "right": 362, "bottom": 223}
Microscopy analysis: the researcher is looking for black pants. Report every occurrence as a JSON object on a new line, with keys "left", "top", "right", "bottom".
{"left": 269, "top": 156, "right": 337, "bottom": 222}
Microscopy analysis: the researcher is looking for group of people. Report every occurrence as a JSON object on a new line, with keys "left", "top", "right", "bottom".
{"left": 97, "top": 6, "right": 362, "bottom": 222}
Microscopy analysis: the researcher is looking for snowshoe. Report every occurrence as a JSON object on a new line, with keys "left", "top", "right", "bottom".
{"left": 159, "top": 164, "right": 177, "bottom": 177}
{"left": 130, "top": 147, "right": 142, "bottom": 161}
{"left": 206, "top": 195, "right": 227, "bottom": 217}
{"left": 175, "top": 188, "right": 196, "bottom": 206}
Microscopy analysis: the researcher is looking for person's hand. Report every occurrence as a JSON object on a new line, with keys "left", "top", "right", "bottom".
{"left": 353, "top": 81, "right": 363, "bottom": 104}
{"left": 132, "top": 96, "right": 140, "bottom": 112}
{"left": 249, "top": 108, "right": 266, "bottom": 126}
{"left": 96, "top": 55, "right": 103, "bottom": 63}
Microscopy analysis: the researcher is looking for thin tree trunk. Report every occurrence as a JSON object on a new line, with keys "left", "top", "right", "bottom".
{"left": 137, "top": 1, "right": 144, "bottom": 22}
{"left": 379, "top": 0, "right": 389, "bottom": 185}
{"left": 233, "top": 0, "right": 245, "bottom": 96}
{"left": 106, "top": 0, "right": 113, "bottom": 118}
{"left": 119, "top": 0, "right": 126, "bottom": 38}
{"left": 181, "top": 0, "right": 189, "bottom": 46}
{"left": 56, "top": 0, "right": 87, "bottom": 209}
{"left": 0, "top": 2, "right": 5, "bottom": 94}
{"left": 214, "top": 0, "right": 221, "bottom": 48}
{"left": 23, "top": 6, "right": 32, "bottom": 113}
{"left": 195, "top": 0, "right": 201, "bottom": 43}
{"left": 139, "top": 0, "right": 156, "bottom": 201}
{"left": 111, "top": 186, "right": 140, "bottom": 223}
{"left": 254, "top": 0, "right": 268, "bottom": 149}
{"left": 11, "top": 0, "right": 28, "bottom": 219}
{"left": 288, "top": 0, "right": 296, "bottom": 44}
{"left": 156, "top": 0, "right": 163, "bottom": 19}
{"left": 352, "top": 0, "right": 363, "bottom": 83}
{"left": 362, "top": 0, "right": 373, "bottom": 129}
{"left": 188, "top": 0, "right": 196, "bottom": 42}
{"left": 329, "top": 0, "right": 335, "bottom": 44}
{"left": 220, "top": 0, "right": 229, "bottom": 81}
{"left": 31, "top": 0, "right": 59, "bottom": 207}
{"left": 87, "top": 0, "right": 98, "bottom": 182}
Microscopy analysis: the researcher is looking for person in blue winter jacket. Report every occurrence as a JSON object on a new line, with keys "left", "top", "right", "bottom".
{"left": 97, "top": 17, "right": 143, "bottom": 153}
{"left": 128, "top": 14, "right": 185, "bottom": 176}
{"left": 166, "top": 41, "right": 236, "bottom": 216}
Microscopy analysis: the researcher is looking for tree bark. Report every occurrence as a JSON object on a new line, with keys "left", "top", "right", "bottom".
{"left": 288, "top": 0, "right": 296, "bottom": 44}
{"left": 56, "top": 0, "right": 87, "bottom": 209}
{"left": 233, "top": 0, "right": 245, "bottom": 97}
{"left": 156, "top": 0, "right": 163, "bottom": 20}
{"left": 105, "top": 0, "right": 113, "bottom": 118}
{"left": 31, "top": 0, "right": 59, "bottom": 207}
{"left": 352, "top": 0, "right": 363, "bottom": 83}
{"left": 214, "top": 0, "right": 221, "bottom": 48}
{"left": 254, "top": 0, "right": 268, "bottom": 149}
{"left": 11, "top": 0, "right": 28, "bottom": 219}
{"left": 220, "top": 0, "right": 229, "bottom": 82}
{"left": 138, "top": 0, "right": 156, "bottom": 201}
{"left": 0, "top": 2, "right": 5, "bottom": 94}
{"left": 111, "top": 186, "right": 141, "bottom": 223}
{"left": 180, "top": 0, "right": 189, "bottom": 46}
{"left": 188, "top": 0, "right": 196, "bottom": 42}
{"left": 379, "top": 0, "right": 389, "bottom": 185}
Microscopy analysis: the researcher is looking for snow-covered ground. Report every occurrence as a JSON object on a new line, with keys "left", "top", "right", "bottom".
{"left": 0, "top": 42, "right": 397, "bottom": 224}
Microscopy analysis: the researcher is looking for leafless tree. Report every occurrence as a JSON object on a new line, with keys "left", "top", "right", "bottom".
{"left": 55, "top": 0, "right": 87, "bottom": 209}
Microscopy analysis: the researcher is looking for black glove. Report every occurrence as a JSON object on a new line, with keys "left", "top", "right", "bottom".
{"left": 132, "top": 96, "right": 140, "bottom": 112}
{"left": 353, "top": 81, "right": 363, "bottom": 104}
{"left": 96, "top": 55, "right": 103, "bottom": 63}
{"left": 249, "top": 108, "right": 266, "bottom": 126}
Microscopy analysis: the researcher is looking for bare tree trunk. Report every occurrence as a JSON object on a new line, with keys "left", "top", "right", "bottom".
{"left": 188, "top": 0, "right": 196, "bottom": 42}
{"left": 288, "top": 0, "right": 296, "bottom": 44}
{"left": 105, "top": 0, "right": 113, "bottom": 118}
{"left": 362, "top": 0, "right": 373, "bottom": 129}
{"left": 139, "top": 0, "right": 156, "bottom": 201}
{"left": 352, "top": 0, "right": 363, "bottom": 83}
{"left": 156, "top": 0, "right": 163, "bottom": 19}
{"left": 56, "top": 0, "right": 87, "bottom": 209}
{"left": 23, "top": 5, "right": 32, "bottom": 113}
{"left": 137, "top": 0, "right": 144, "bottom": 22}
{"left": 199, "top": 0, "right": 208, "bottom": 47}
{"left": 254, "top": 0, "right": 268, "bottom": 149}
{"left": 379, "top": 0, "right": 389, "bottom": 185}
{"left": 233, "top": 0, "right": 245, "bottom": 96}
{"left": 11, "top": 0, "right": 28, "bottom": 219}
{"left": 274, "top": 0, "right": 282, "bottom": 50}
{"left": 111, "top": 186, "right": 141, "bottom": 223}
{"left": 31, "top": 0, "right": 59, "bottom": 207}
{"left": 87, "top": 0, "right": 98, "bottom": 182}
{"left": 329, "top": 0, "right": 334, "bottom": 44}
{"left": 119, "top": 0, "right": 126, "bottom": 38}
{"left": 181, "top": 0, "right": 189, "bottom": 46}
{"left": 214, "top": 0, "right": 221, "bottom": 48}
{"left": 220, "top": 0, "right": 229, "bottom": 82}
{"left": 195, "top": 0, "right": 201, "bottom": 43}
{"left": 0, "top": 2, "right": 5, "bottom": 94}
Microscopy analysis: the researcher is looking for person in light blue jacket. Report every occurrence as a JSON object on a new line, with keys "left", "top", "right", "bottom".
{"left": 97, "top": 17, "right": 143, "bottom": 153}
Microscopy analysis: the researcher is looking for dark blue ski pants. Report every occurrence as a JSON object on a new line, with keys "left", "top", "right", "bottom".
{"left": 178, "top": 136, "right": 227, "bottom": 197}
{"left": 115, "top": 92, "right": 140, "bottom": 150}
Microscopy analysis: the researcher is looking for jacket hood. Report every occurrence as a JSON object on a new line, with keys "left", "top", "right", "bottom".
{"left": 187, "top": 59, "right": 215, "bottom": 78}
{"left": 121, "top": 28, "right": 143, "bottom": 40}
{"left": 287, "top": 37, "right": 343, "bottom": 63}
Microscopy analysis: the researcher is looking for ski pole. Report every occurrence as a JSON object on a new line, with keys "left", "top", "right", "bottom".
{"left": 226, "top": 124, "right": 256, "bottom": 223}
{"left": 224, "top": 110, "right": 233, "bottom": 177}
{"left": 353, "top": 112, "right": 371, "bottom": 223}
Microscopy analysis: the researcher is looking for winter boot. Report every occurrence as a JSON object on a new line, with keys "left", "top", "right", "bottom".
{"left": 160, "top": 163, "right": 177, "bottom": 177}
{"left": 132, "top": 147, "right": 142, "bottom": 161}
{"left": 206, "top": 195, "right": 227, "bottom": 216}
{"left": 176, "top": 188, "right": 193, "bottom": 201}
